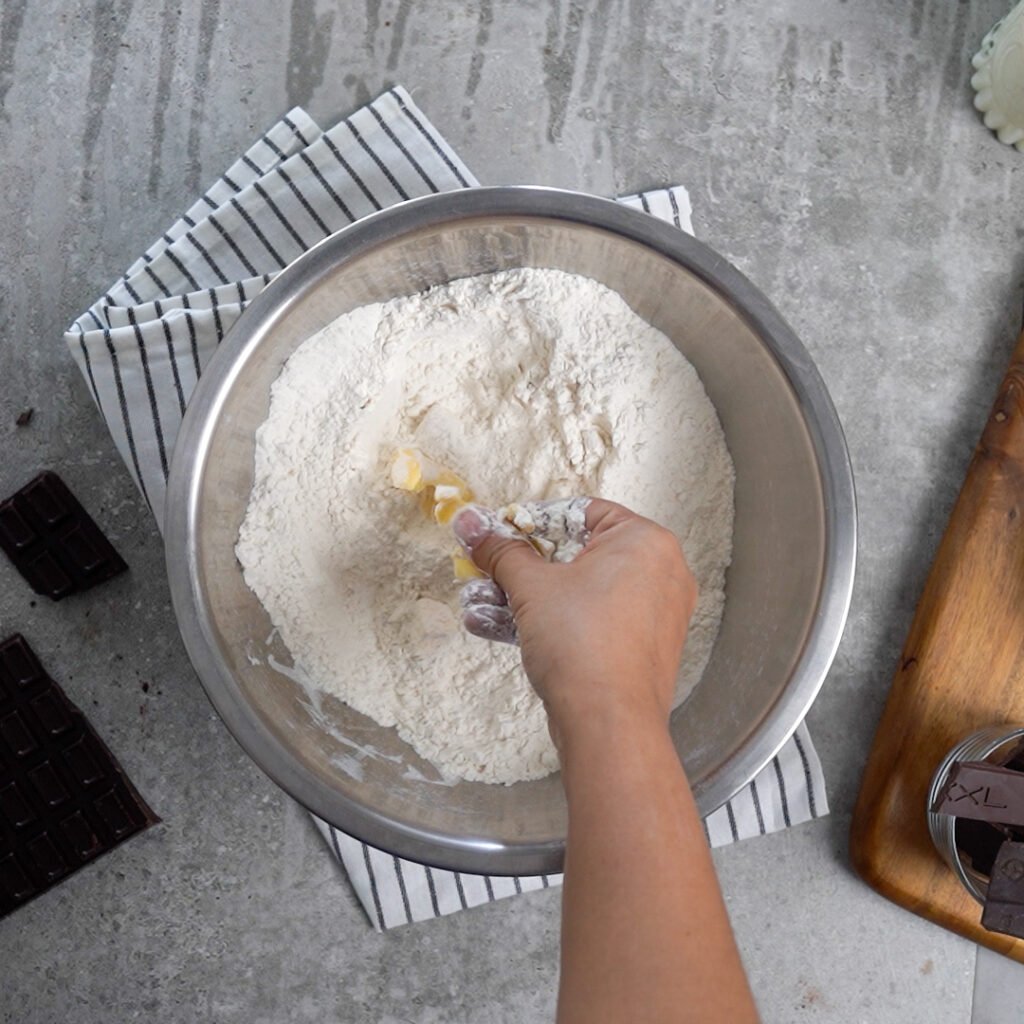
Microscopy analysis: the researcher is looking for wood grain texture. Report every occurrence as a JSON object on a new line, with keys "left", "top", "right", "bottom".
{"left": 850, "top": 327, "right": 1024, "bottom": 962}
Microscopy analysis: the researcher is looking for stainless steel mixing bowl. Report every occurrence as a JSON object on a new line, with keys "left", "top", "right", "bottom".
{"left": 165, "top": 187, "right": 856, "bottom": 875}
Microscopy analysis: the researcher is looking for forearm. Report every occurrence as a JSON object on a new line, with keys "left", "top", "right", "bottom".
{"left": 556, "top": 702, "right": 759, "bottom": 1024}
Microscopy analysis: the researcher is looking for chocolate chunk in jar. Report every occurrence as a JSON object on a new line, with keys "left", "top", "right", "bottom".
{"left": 981, "top": 841, "right": 1024, "bottom": 940}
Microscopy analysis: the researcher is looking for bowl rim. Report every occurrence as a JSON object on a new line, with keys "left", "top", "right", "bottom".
{"left": 164, "top": 185, "right": 857, "bottom": 874}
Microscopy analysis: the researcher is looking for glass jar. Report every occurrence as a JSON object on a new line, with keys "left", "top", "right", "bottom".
{"left": 926, "top": 724, "right": 1024, "bottom": 903}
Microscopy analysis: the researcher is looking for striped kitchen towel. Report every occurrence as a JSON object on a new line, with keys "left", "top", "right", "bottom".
{"left": 312, "top": 719, "right": 824, "bottom": 930}
{"left": 64, "top": 86, "right": 829, "bottom": 930}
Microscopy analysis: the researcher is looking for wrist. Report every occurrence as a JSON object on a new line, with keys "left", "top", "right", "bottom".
{"left": 551, "top": 688, "right": 673, "bottom": 771}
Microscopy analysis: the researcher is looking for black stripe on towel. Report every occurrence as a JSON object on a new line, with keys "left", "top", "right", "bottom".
{"left": 207, "top": 213, "right": 260, "bottom": 277}
{"left": 329, "top": 826, "right": 346, "bottom": 868}
{"left": 126, "top": 307, "right": 169, "bottom": 479}
{"left": 297, "top": 151, "right": 357, "bottom": 223}
{"left": 792, "top": 729, "right": 818, "bottom": 818}
{"left": 392, "top": 856, "right": 414, "bottom": 924}
{"left": 388, "top": 88, "right": 472, "bottom": 187}
{"left": 367, "top": 103, "right": 438, "bottom": 192}
{"left": 74, "top": 325, "right": 103, "bottom": 413}
{"left": 282, "top": 112, "right": 312, "bottom": 147}
{"left": 102, "top": 328, "right": 151, "bottom": 510}
{"left": 343, "top": 117, "right": 410, "bottom": 200}
{"left": 453, "top": 872, "right": 469, "bottom": 910}
{"left": 321, "top": 134, "right": 384, "bottom": 210}
{"left": 772, "top": 756, "right": 792, "bottom": 827}
{"left": 121, "top": 276, "right": 143, "bottom": 304}
{"left": 539, "top": 874, "right": 550, "bottom": 889}
{"left": 228, "top": 197, "right": 288, "bottom": 269}
{"left": 483, "top": 876, "right": 495, "bottom": 901}
{"left": 242, "top": 153, "right": 263, "bottom": 175}
{"left": 251, "top": 181, "right": 310, "bottom": 251}
{"left": 260, "top": 131, "right": 288, "bottom": 160}
{"left": 274, "top": 165, "right": 333, "bottom": 237}
{"left": 724, "top": 799, "right": 740, "bottom": 843}
{"left": 512, "top": 876, "right": 522, "bottom": 895}
{"left": 749, "top": 778, "right": 766, "bottom": 835}
{"left": 208, "top": 288, "right": 224, "bottom": 342}
{"left": 144, "top": 263, "right": 174, "bottom": 298}
{"left": 186, "top": 229, "right": 230, "bottom": 284}
{"left": 180, "top": 294, "right": 203, "bottom": 378}
{"left": 667, "top": 188, "right": 683, "bottom": 228}
{"left": 359, "top": 841, "right": 386, "bottom": 930}
{"left": 164, "top": 246, "right": 202, "bottom": 291}
{"left": 154, "top": 299, "right": 187, "bottom": 415}
{"left": 423, "top": 865, "right": 441, "bottom": 917}
{"left": 639, "top": 191, "right": 651, "bottom": 214}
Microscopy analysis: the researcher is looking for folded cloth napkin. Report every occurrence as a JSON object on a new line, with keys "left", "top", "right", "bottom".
{"left": 65, "top": 86, "right": 828, "bottom": 930}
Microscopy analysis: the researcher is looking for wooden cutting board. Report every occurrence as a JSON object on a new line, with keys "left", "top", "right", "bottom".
{"left": 850, "top": 320, "right": 1024, "bottom": 962}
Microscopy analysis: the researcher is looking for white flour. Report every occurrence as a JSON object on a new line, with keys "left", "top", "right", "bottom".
{"left": 236, "top": 268, "right": 735, "bottom": 785}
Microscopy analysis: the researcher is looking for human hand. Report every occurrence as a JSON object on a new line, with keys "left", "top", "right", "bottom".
{"left": 452, "top": 499, "right": 697, "bottom": 745}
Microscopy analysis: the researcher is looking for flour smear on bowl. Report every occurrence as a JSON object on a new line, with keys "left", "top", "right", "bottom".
{"left": 236, "top": 268, "right": 735, "bottom": 785}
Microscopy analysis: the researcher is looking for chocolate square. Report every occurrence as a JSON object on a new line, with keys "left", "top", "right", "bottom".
{"left": 0, "top": 472, "right": 127, "bottom": 600}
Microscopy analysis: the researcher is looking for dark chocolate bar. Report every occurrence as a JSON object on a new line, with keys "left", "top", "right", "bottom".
{"left": 0, "top": 472, "right": 127, "bottom": 600}
{"left": 932, "top": 761, "right": 1024, "bottom": 827}
{"left": 0, "top": 635, "right": 157, "bottom": 917}
{"left": 981, "top": 840, "right": 1024, "bottom": 940}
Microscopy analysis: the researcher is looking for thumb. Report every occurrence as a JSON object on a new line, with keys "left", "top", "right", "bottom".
{"left": 452, "top": 505, "right": 544, "bottom": 596}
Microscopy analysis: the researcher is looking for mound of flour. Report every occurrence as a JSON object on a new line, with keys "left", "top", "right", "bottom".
{"left": 236, "top": 268, "right": 734, "bottom": 785}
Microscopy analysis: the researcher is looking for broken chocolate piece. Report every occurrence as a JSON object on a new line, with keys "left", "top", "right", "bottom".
{"left": 932, "top": 761, "right": 1024, "bottom": 827}
{"left": 0, "top": 635, "right": 158, "bottom": 917}
{"left": 0, "top": 472, "right": 127, "bottom": 600}
{"left": 981, "top": 840, "right": 1024, "bottom": 939}
{"left": 1000, "top": 738, "right": 1024, "bottom": 775}
{"left": 955, "top": 818, "right": 1015, "bottom": 878}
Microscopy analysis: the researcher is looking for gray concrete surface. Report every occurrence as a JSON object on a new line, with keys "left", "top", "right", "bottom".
{"left": 1, "top": 1, "right": 1022, "bottom": 1021}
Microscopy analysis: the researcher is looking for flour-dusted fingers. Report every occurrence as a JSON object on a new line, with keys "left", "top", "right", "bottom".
{"left": 462, "top": 603, "right": 518, "bottom": 645}
{"left": 460, "top": 563, "right": 517, "bottom": 643}
{"left": 458, "top": 577, "right": 508, "bottom": 609}
{"left": 516, "top": 496, "right": 592, "bottom": 563}
{"left": 452, "top": 504, "right": 544, "bottom": 596}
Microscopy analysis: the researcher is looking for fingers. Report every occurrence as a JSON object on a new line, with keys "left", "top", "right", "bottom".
{"left": 518, "top": 497, "right": 591, "bottom": 562}
{"left": 582, "top": 497, "right": 638, "bottom": 536}
{"left": 452, "top": 505, "right": 530, "bottom": 647}
{"left": 452, "top": 505, "right": 544, "bottom": 595}
{"left": 462, "top": 603, "right": 518, "bottom": 645}
{"left": 459, "top": 576, "right": 516, "bottom": 644}
{"left": 458, "top": 578, "right": 507, "bottom": 608}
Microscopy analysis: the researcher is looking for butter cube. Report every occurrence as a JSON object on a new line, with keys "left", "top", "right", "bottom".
{"left": 390, "top": 447, "right": 474, "bottom": 523}
{"left": 452, "top": 552, "right": 485, "bottom": 581}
